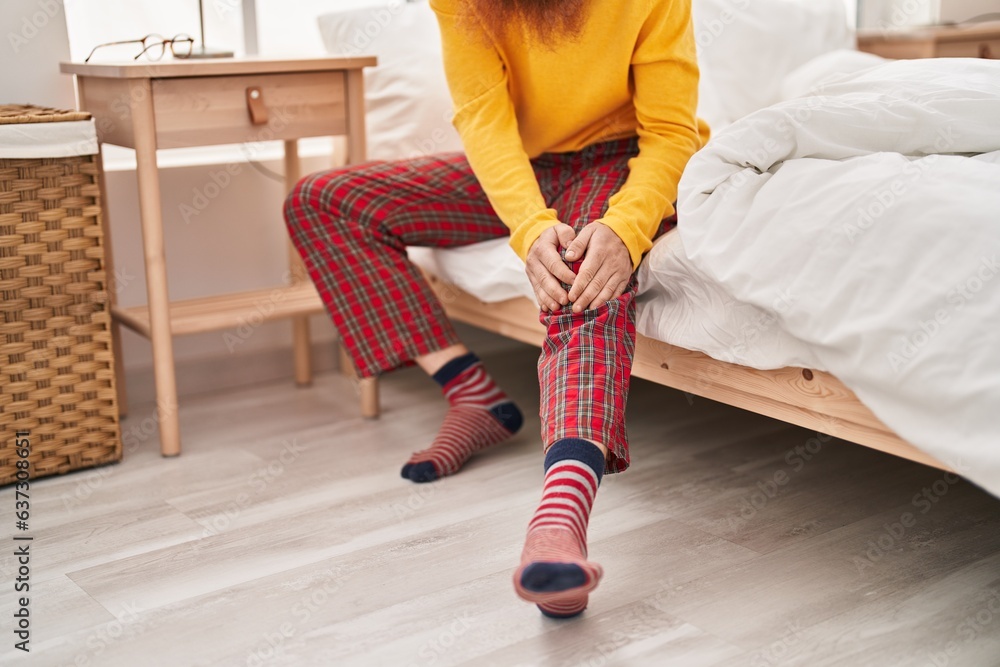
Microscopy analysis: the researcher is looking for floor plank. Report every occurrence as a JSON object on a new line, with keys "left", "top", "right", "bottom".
{"left": 656, "top": 480, "right": 1000, "bottom": 650}
{"left": 3, "top": 339, "right": 999, "bottom": 666}
{"left": 740, "top": 551, "right": 1000, "bottom": 667}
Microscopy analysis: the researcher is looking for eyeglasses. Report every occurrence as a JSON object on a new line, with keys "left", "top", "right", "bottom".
{"left": 84, "top": 34, "right": 195, "bottom": 63}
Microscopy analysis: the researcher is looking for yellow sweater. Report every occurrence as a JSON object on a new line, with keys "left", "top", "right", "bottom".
{"left": 430, "top": 0, "right": 709, "bottom": 268}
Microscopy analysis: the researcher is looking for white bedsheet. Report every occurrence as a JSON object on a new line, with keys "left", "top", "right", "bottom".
{"left": 650, "top": 58, "right": 1000, "bottom": 495}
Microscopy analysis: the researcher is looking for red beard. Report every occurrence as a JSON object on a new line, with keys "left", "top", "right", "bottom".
{"left": 470, "top": 0, "right": 588, "bottom": 41}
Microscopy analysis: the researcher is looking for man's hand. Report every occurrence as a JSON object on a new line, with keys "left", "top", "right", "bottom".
{"left": 564, "top": 223, "right": 633, "bottom": 313}
{"left": 525, "top": 223, "right": 578, "bottom": 312}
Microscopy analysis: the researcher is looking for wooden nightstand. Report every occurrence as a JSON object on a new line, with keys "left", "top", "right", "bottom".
{"left": 857, "top": 21, "right": 1000, "bottom": 59}
{"left": 59, "top": 57, "right": 377, "bottom": 457}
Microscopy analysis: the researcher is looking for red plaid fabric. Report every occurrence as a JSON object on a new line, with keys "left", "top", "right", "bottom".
{"left": 539, "top": 259, "right": 639, "bottom": 474}
{"left": 284, "top": 137, "right": 669, "bottom": 473}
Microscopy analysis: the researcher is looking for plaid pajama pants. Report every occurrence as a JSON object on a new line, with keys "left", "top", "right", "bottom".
{"left": 284, "top": 136, "right": 671, "bottom": 473}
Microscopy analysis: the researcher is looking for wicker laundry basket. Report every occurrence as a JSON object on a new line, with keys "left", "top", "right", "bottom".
{"left": 0, "top": 104, "right": 121, "bottom": 484}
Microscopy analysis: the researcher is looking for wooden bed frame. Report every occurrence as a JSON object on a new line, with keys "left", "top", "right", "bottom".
{"left": 355, "top": 272, "right": 950, "bottom": 472}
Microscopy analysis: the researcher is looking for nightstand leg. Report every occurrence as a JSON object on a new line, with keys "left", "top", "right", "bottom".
{"left": 289, "top": 254, "right": 313, "bottom": 387}
{"left": 130, "top": 79, "right": 181, "bottom": 457}
{"left": 344, "top": 68, "right": 380, "bottom": 419}
{"left": 284, "top": 139, "right": 313, "bottom": 387}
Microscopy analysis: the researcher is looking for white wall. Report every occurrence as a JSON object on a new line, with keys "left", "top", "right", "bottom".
{"left": 858, "top": 0, "right": 999, "bottom": 28}
{"left": 939, "top": 0, "right": 1000, "bottom": 23}
{"left": 0, "top": 0, "right": 76, "bottom": 108}
{"left": 63, "top": 1, "right": 241, "bottom": 61}
{"left": 61, "top": 0, "right": 385, "bottom": 61}
{"left": 253, "top": 0, "right": 384, "bottom": 56}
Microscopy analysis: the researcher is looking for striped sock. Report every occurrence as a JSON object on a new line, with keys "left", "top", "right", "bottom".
{"left": 402, "top": 353, "right": 523, "bottom": 483}
{"left": 514, "top": 439, "right": 606, "bottom": 618}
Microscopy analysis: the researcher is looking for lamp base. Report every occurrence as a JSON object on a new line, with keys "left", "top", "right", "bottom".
{"left": 184, "top": 45, "right": 235, "bottom": 59}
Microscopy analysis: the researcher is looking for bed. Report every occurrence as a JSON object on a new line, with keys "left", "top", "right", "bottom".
{"left": 316, "top": 0, "right": 1000, "bottom": 496}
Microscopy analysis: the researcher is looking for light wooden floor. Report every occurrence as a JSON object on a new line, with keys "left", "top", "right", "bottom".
{"left": 4, "top": 340, "right": 1000, "bottom": 667}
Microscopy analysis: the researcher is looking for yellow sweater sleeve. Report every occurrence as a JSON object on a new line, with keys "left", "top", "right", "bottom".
{"left": 430, "top": 1, "right": 560, "bottom": 261}
{"left": 597, "top": 0, "right": 704, "bottom": 269}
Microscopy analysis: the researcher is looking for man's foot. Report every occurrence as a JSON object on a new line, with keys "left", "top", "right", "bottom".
{"left": 515, "top": 529, "right": 604, "bottom": 617}
{"left": 513, "top": 438, "right": 606, "bottom": 618}
{"left": 401, "top": 353, "right": 522, "bottom": 483}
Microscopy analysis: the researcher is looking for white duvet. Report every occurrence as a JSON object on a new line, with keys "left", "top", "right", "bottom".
{"left": 639, "top": 58, "right": 1000, "bottom": 495}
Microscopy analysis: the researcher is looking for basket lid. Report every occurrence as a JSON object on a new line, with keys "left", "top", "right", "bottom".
{"left": 0, "top": 105, "right": 91, "bottom": 125}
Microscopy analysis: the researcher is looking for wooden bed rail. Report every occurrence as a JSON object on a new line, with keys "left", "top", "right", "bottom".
{"left": 363, "top": 272, "right": 949, "bottom": 472}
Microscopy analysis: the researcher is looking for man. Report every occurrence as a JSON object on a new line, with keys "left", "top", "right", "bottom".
{"left": 285, "top": 0, "right": 707, "bottom": 618}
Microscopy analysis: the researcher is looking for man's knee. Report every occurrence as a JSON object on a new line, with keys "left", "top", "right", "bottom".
{"left": 543, "top": 291, "right": 633, "bottom": 326}
{"left": 283, "top": 169, "right": 355, "bottom": 233}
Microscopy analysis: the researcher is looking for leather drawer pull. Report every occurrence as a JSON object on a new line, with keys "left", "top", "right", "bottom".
{"left": 246, "top": 86, "right": 268, "bottom": 125}
{"left": 980, "top": 44, "right": 993, "bottom": 59}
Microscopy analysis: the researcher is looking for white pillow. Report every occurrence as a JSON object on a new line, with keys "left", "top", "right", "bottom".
{"left": 693, "top": 0, "right": 854, "bottom": 122}
{"left": 779, "top": 49, "right": 887, "bottom": 101}
{"left": 317, "top": 0, "right": 463, "bottom": 161}
{"left": 694, "top": 50, "right": 732, "bottom": 132}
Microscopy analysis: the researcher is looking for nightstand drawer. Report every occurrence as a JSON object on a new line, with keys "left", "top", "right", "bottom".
{"left": 152, "top": 71, "right": 348, "bottom": 148}
{"left": 858, "top": 22, "right": 1000, "bottom": 61}
{"left": 935, "top": 37, "right": 999, "bottom": 59}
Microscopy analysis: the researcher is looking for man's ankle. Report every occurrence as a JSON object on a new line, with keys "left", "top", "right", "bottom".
{"left": 415, "top": 344, "right": 470, "bottom": 376}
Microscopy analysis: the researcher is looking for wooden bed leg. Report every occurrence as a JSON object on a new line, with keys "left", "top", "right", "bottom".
{"left": 339, "top": 341, "right": 380, "bottom": 418}
{"left": 359, "top": 377, "right": 380, "bottom": 419}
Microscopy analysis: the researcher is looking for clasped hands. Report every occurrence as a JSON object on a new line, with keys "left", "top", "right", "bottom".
{"left": 525, "top": 222, "right": 633, "bottom": 313}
